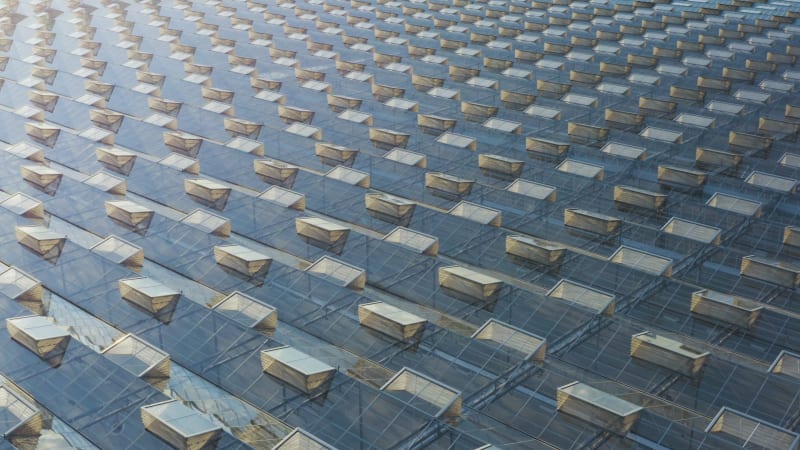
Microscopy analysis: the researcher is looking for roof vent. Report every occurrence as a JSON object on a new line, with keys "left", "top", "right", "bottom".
{"left": 119, "top": 277, "right": 180, "bottom": 323}
{"left": 0, "top": 192, "right": 44, "bottom": 219}
{"left": 478, "top": 154, "right": 524, "bottom": 179}
{"left": 547, "top": 280, "right": 615, "bottom": 316}
{"left": 164, "top": 132, "right": 203, "bottom": 157}
{"left": 90, "top": 235, "right": 144, "bottom": 270}
{"left": 448, "top": 201, "right": 502, "bottom": 227}
{"left": 102, "top": 334, "right": 170, "bottom": 385}
{"left": 556, "top": 159, "right": 604, "bottom": 180}
{"left": 180, "top": 209, "right": 230, "bottom": 237}
{"left": 384, "top": 148, "right": 427, "bottom": 168}
{"left": 325, "top": 166, "right": 370, "bottom": 187}
{"left": 261, "top": 346, "right": 336, "bottom": 394}
{"left": 0, "top": 267, "right": 44, "bottom": 314}
{"left": 505, "top": 235, "right": 565, "bottom": 268}
{"left": 259, "top": 186, "right": 306, "bottom": 210}
{"left": 7, "top": 315, "right": 70, "bottom": 367}
{"left": 89, "top": 109, "right": 124, "bottom": 132}
{"left": 141, "top": 400, "right": 222, "bottom": 450}
{"left": 438, "top": 266, "right": 503, "bottom": 303}
{"left": 524, "top": 137, "right": 569, "bottom": 161}
{"left": 273, "top": 428, "right": 335, "bottom": 450}
{"left": 769, "top": 350, "right": 800, "bottom": 380}
{"left": 21, "top": 165, "right": 62, "bottom": 194}
{"left": 613, "top": 185, "right": 667, "bottom": 213}
{"left": 15, "top": 226, "right": 65, "bottom": 260}
{"left": 417, "top": 114, "right": 456, "bottom": 134}
{"left": 472, "top": 319, "right": 547, "bottom": 362}
{"left": 425, "top": 173, "right": 474, "bottom": 200}
{"left": 315, "top": 142, "right": 358, "bottom": 167}
{"left": 381, "top": 367, "right": 462, "bottom": 418}
{"left": 95, "top": 146, "right": 136, "bottom": 175}
{"left": 213, "top": 244, "right": 272, "bottom": 278}
{"left": 706, "top": 407, "right": 799, "bottom": 450}
{"left": 254, "top": 159, "right": 299, "bottom": 188}
{"left": 327, "top": 94, "right": 362, "bottom": 112}
{"left": 160, "top": 154, "right": 199, "bottom": 175}
{"left": 225, "top": 137, "right": 263, "bottom": 157}
{"left": 278, "top": 105, "right": 314, "bottom": 124}
{"left": 305, "top": 256, "right": 366, "bottom": 290}
{"left": 660, "top": 218, "right": 721, "bottom": 246}
{"left": 358, "top": 301, "right": 426, "bottom": 342}
{"left": 7, "top": 143, "right": 45, "bottom": 163}
{"left": 148, "top": 97, "right": 182, "bottom": 116}
{"left": 369, "top": 128, "right": 410, "bottom": 150}
{"left": 631, "top": 332, "right": 709, "bottom": 377}
{"left": 382, "top": 227, "right": 438, "bottom": 256}
{"left": 184, "top": 179, "right": 231, "bottom": 210}
{"left": 365, "top": 193, "right": 416, "bottom": 226}
{"left": 740, "top": 256, "right": 800, "bottom": 289}
{"left": 296, "top": 218, "right": 350, "bottom": 254}
{"left": 0, "top": 384, "right": 43, "bottom": 442}
{"left": 27, "top": 90, "right": 58, "bottom": 112}
{"left": 84, "top": 171, "right": 127, "bottom": 195}
{"left": 564, "top": 208, "right": 621, "bottom": 236}
{"left": 105, "top": 200, "right": 154, "bottom": 231}
{"left": 212, "top": 291, "right": 277, "bottom": 333}
{"left": 657, "top": 165, "right": 708, "bottom": 190}
{"left": 690, "top": 289, "right": 762, "bottom": 328}
{"left": 506, "top": 179, "right": 557, "bottom": 202}
{"left": 784, "top": 226, "right": 800, "bottom": 255}
{"left": 706, "top": 192, "right": 761, "bottom": 217}
{"left": 556, "top": 382, "right": 642, "bottom": 435}
{"left": 609, "top": 246, "right": 673, "bottom": 277}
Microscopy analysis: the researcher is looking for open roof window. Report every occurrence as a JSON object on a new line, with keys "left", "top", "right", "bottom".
{"left": 380, "top": 367, "right": 462, "bottom": 418}
{"left": 0, "top": 192, "right": 44, "bottom": 219}
{"left": 105, "top": 200, "right": 155, "bottom": 232}
{"left": 740, "top": 256, "right": 800, "bottom": 289}
{"left": 15, "top": 226, "right": 66, "bottom": 261}
{"left": 180, "top": 209, "right": 231, "bottom": 238}
{"left": 505, "top": 235, "right": 565, "bottom": 268}
{"left": 0, "top": 384, "right": 42, "bottom": 442}
{"left": 90, "top": 235, "right": 144, "bottom": 270}
{"left": 273, "top": 428, "right": 335, "bottom": 449}
{"left": 212, "top": 291, "right": 277, "bottom": 334}
{"left": 305, "top": 256, "right": 366, "bottom": 290}
{"left": 382, "top": 227, "right": 438, "bottom": 256}
{"left": 630, "top": 332, "right": 709, "bottom": 377}
{"left": 557, "top": 382, "right": 642, "bottom": 435}
{"left": 261, "top": 346, "right": 336, "bottom": 394}
{"left": 706, "top": 192, "right": 762, "bottom": 217}
{"left": 119, "top": 277, "right": 181, "bottom": 323}
{"left": 358, "top": 301, "right": 427, "bottom": 342}
{"left": 365, "top": 193, "right": 416, "bottom": 226}
{"left": 6, "top": 315, "right": 70, "bottom": 367}
{"left": 547, "top": 280, "right": 615, "bottom": 316}
{"left": 769, "top": 351, "right": 800, "bottom": 380}
{"left": 439, "top": 266, "right": 503, "bottom": 303}
{"left": 706, "top": 407, "right": 799, "bottom": 450}
{"left": 254, "top": 159, "right": 299, "bottom": 188}
{"left": 448, "top": 201, "right": 502, "bottom": 227}
{"left": 472, "top": 319, "right": 546, "bottom": 362}
{"left": 21, "top": 165, "right": 62, "bottom": 195}
{"left": 259, "top": 186, "right": 306, "bottom": 211}
{"left": 102, "top": 334, "right": 170, "bottom": 385}
{"left": 141, "top": 400, "right": 222, "bottom": 450}
{"left": 213, "top": 245, "right": 272, "bottom": 278}
{"left": 184, "top": 179, "right": 231, "bottom": 211}
{"left": 609, "top": 246, "right": 673, "bottom": 277}
{"left": 691, "top": 289, "right": 763, "bottom": 328}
